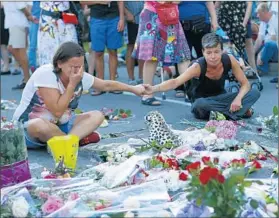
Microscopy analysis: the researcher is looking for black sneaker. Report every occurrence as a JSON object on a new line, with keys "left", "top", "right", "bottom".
{"left": 12, "top": 82, "right": 26, "bottom": 90}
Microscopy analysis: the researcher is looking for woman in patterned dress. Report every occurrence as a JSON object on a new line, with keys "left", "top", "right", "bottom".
{"left": 38, "top": 1, "right": 78, "bottom": 66}
{"left": 216, "top": 1, "right": 258, "bottom": 77}
{"left": 133, "top": 1, "right": 191, "bottom": 106}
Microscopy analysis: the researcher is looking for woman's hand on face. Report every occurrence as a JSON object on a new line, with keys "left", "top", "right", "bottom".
{"left": 69, "top": 66, "right": 83, "bottom": 88}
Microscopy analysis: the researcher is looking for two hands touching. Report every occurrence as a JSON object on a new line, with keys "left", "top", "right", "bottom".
{"left": 131, "top": 84, "right": 155, "bottom": 96}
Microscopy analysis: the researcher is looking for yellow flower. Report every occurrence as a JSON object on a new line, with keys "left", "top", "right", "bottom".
{"left": 151, "top": 57, "right": 157, "bottom": 61}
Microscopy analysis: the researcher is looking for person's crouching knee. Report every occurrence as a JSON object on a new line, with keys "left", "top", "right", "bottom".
{"left": 191, "top": 98, "right": 210, "bottom": 120}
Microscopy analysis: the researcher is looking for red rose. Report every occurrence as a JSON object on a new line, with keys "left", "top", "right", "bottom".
{"left": 186, "top": 161, "right": 201, "bottom": 172}
{"left": 166, "top": 159, "right": 173, "bottom": 168}
{"left": 156, "top": 155, "right": 164, "bottom": 163}
{"left": 172, "top": 160, "right": 179, "bottom": 170}
{"left": 257, "top": 154, "right": 267, "bottom": 161}
{"left": 216, "top": 174, "right": 225, "bottom": 183}
{"left": 179, "top": 172, "right": 188, "bottom": 181}
{"left": 199, "top": 170, "right": 211, "bottom": 185}
{"left": 252, "top": 160, "right": 261, "bottom": 169}
{"left": 238, "top": 159, "right": 246, "bottom": 166}
{"left": 202, "top": 156, "right": 211, "bottom": 165}
{"left": 209, "top": 167, "right": 219, "bottom": 178}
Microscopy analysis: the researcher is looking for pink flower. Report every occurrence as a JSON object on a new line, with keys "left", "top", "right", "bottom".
{"left": 41, "top": 196, "right": 64, "bottom": 215}
{"left": 39, "top": 192, "right": 49, "bottom": 199}
{"left": 68, "top": 192, "right": 79, "bottom": 201}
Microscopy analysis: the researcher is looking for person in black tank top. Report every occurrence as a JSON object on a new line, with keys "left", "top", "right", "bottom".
{"left": 143, "top": 33, "right": 260, "bottom": 120}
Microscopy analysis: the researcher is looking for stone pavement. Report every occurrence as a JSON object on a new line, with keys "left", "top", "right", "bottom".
{"left": 1, "top": 64, "right": 278, "bottom": 179}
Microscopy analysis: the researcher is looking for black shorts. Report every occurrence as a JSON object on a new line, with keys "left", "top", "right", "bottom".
{"left": 246, "top": 20, "right": 252, "bottom": 39}
{"left": 127, "top": 22, "right": 139, "bottom": 45}
{"left": 0, "top": 8, "right": 9, "bottom": 45}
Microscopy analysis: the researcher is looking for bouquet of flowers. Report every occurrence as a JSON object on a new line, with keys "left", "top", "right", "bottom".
{"left": 106, "top": 144, "right": 136, "bottom": 163}
{"left": 205, "top": 120, "right": 238, "bottom": 139}
{"left": 1, "top": 120, "right": 31, "bottom": 188}
{"left": 184, "top": 156, "right": 263, "bottom": 217}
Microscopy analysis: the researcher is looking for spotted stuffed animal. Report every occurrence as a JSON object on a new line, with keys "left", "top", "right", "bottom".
{"left": 144, "top": 111, "right": 183, "bottom": 146}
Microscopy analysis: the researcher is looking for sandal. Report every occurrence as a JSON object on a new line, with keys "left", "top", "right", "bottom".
{"left": 141, "top": 97, "right": 161, "bottom": 106}
{"left": 175, "top": 90, "right": 185, "bottom": 98}
{"left": 91, "top": 90, "right": 106, "bottom": 96}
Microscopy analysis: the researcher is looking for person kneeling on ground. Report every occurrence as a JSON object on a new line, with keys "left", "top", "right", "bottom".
{"left": 143, "top": 33, "right": 261, "bottom": 120}
{"left": 12, "top": 41, "right": 145, "bottom": 148}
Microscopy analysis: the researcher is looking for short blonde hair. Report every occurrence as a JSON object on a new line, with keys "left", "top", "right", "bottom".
{"left": 256, "top": 2, "right": 270, "bottom": 13}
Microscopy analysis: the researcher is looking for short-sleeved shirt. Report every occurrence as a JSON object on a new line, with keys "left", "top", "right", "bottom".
{"left": 90, "top": 1, "right": 119, "bottom": 19}
{"left": 178, "top": 1, "right": 210, "bottom": 24}
{"left": 2, "top": 2, "right": 30, "bottom": 28}
{"left": 259, "top": 14, "right": 278, "bottom": 44}
{"left": 124, "top": 1, "right": 144, "bottom": 24}
{"left": 13, "top": 64, "right": 94, "bottom": 125}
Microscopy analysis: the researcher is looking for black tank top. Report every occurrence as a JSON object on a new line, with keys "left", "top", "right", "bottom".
{"left": 191, "top": 53, "right": 232, "bottom": 100}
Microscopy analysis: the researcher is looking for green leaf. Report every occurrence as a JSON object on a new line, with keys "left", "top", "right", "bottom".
{"left": 250, "top": 199, "right": 259, "bottom": 209}
{"left": 119, "top": 109, "right": 125, "bottom": 114}
{"left": 163, "top": 162, "right": 170, "bottom": 168}
{"left": 243, "top": 181, "right": 252, "bottom": 187}
{"left": 273, "top": 106, "right": 278, "bottom": 116}
{"left": 196, "top": 197, "right": 202, "bottom": 206}
{"left": 125, "top": 109, "right": 132, "bottom": 116}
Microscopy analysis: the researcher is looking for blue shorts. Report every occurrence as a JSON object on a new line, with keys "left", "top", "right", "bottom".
{"left": 90, "top": 16, "right": 123, "bottom": 52}
{"left": 24, "top": 116, "right": 76, "bottom": 148}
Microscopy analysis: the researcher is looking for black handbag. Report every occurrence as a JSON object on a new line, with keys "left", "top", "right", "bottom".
{"left": 181, "top": 15, "right": 207, "bottom": 33}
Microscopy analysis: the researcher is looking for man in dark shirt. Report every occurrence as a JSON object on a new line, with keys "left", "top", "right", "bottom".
{"left": 81, "top": 1, "right": 124, "bottom": 95}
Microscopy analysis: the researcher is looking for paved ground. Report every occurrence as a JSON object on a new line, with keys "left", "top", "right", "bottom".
{"left": 1, "top": 64, "right": 278, "bottom": 179}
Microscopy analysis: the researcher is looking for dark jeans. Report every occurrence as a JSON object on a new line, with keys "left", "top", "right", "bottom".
{"left": 191, "top": 89, "right": 261, "bottom": 120}
{"left": 175, "top": 22, "right": 211, "bottom": 92}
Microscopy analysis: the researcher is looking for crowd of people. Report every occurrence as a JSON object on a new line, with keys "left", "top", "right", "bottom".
{"left": 0, "top": 1, "right": 278, "bottom": 147}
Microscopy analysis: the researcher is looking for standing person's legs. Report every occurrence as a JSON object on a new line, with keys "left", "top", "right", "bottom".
{"left": 126, "top": 43, "right": 136, "bottom": 82}
{"left": 1, "top": 45, "right": 10, "bottom": 74}
{"left": 245, "top": 21, "right": 258, "bottom": 75}
{"left": 90, "top": 17, "right": 106, "bottom": 96}
{"left": 126, "top": 22, "right": 143, "bottom": 85}
{"left": 28, "top": 22, "right": 39, "bottom": 73}
{"left": 257, "top": 41, "right": 278, "bottom": 73}
{"left": 191, "top": 89, "right": 260, "bottom": 120}
{"left": 141, "top": 60, "right": 161, "bottom": 105}
{"left": 107, "top": 17, "right": 123, "bottom": 81}
{"left": 8, "top": 26, "right": 30, "bottom": 89}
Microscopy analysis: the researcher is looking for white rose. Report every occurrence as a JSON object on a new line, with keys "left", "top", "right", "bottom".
{"left": 107, "top": 150, "right": 114, "bottom": 157}
{"left": 123, "top": 197, "right": 141, "bottom": 209}
{"left": 12, "top": 196, "right": 29, "bottom": 218}
{"left": 114, "top": 154, "right": 122, "bottom": 162}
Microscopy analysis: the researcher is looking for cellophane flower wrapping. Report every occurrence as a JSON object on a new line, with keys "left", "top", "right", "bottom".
{"left": 0, "top": 120, "right": 31, "bottom": 188}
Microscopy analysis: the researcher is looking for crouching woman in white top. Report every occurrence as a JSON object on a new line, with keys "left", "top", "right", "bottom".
{"left": 13, "top": 41, "right": 145, "bottom": 148}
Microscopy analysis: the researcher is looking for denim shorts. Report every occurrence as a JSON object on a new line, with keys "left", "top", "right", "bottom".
{"left": 90, "top": 16, "right": 123, "bottom": 52}
{"left": 24, "top": 116, "right": 76, "bottom": 148}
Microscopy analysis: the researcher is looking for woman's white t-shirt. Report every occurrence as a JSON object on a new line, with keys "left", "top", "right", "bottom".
{"left": 13, "top": 64, "right": 94, "bottom": 125}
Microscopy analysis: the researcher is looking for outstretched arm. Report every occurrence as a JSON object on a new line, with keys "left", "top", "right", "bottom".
{"left": 92, "top": 77, "right": 144, "bottom": 96}
{"left": 144, "top": 63, "right": 201, "bottom": 94}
